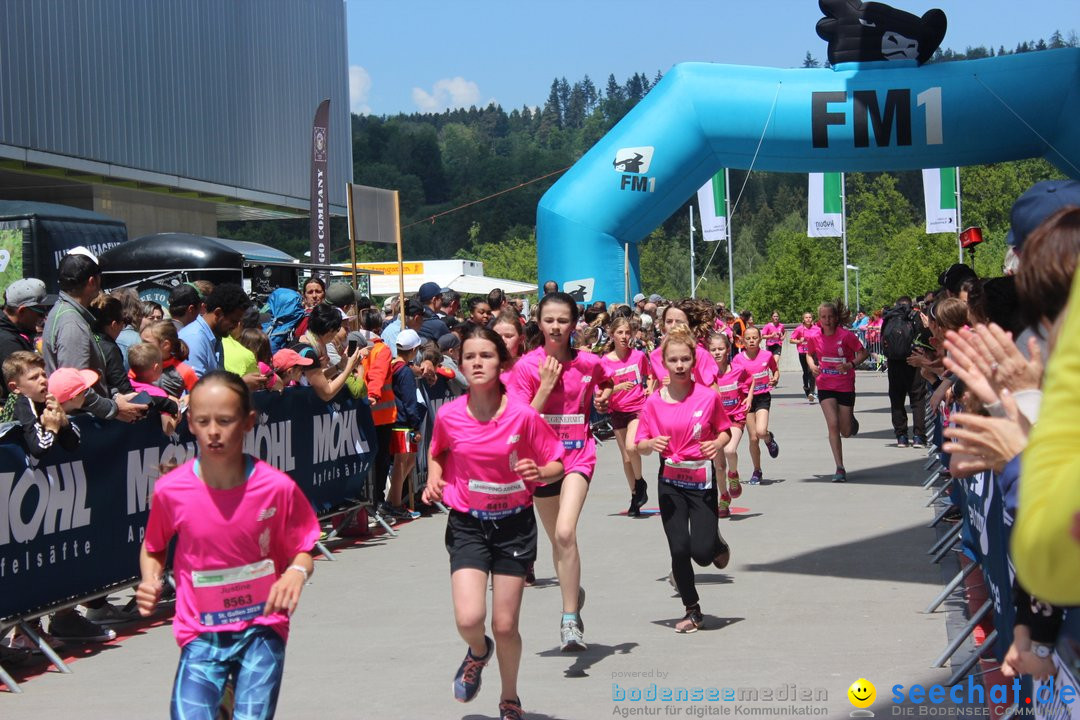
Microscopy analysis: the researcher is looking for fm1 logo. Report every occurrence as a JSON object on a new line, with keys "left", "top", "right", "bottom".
{"left": 812, "top": 86, "right": 943, "bottom": 148}
{"left": 613, "top": 146, "right": 656, "bottom": 193}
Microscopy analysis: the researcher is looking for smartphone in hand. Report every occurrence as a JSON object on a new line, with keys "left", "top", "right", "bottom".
{"left": 129, "top": 390, "right": 153, "bottom": 405}
{"left": 347, "top": 339, "right": 358, "bottom": 356}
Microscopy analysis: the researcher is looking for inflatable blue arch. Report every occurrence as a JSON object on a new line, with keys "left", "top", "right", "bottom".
{"left": 537, "top": 48, "right": 1080, "bottom": 303}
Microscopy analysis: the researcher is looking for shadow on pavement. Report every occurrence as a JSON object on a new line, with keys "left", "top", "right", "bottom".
{"left": 742, "top": 523, "right": 938, "bottom": 584}
{"left": 649, "top": 615, "right": 744, "bottom": 633}
{"left": 801, "top": 456, "right": 929, "bottom": 486}
{"left": 537, "top": 641, "right": 640, "bottom": 679}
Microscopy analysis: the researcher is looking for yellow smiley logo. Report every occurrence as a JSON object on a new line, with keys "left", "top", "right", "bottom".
{"left": 847, "top": 678, "right": 876, "bottom": 708}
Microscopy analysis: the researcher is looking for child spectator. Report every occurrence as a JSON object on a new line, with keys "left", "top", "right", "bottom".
{"left": 384, "top": 329, "right": 425, "bottom": 520}
{"left": 141, "top": 320, "right": 197, "bottom": 397}
{"left": 272, "top": 348, "right": 313, "bottom": 388}
{"left": 240, "top": 327, "right": 282, "bottom": 391}
{"left": 3, "top": 351, "right": 79, "bottom": 457}
{"left": 126, "top": 343, "right": 180, "bottom": 434}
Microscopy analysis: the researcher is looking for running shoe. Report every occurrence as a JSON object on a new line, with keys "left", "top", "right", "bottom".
{"left": 896, "top": 434, "right": 910, "bottom": 448}
{"left": 627, "top": 478, "right": 648, "bottom": 517}
{"left": 713, "top": 538, "right": 731, "bottom": 569}
{"left": 749, "top": 469, "right": 763, "bottom": 485}
{"left": 499, "top": 698, "right": 525, "bottom": 720}
{"left": 48, "top": 611, "right": 117, "bottom": 643}
{"left": 832, "top": 467, "right": 847, "bottom": 483}
{"left": 453, "top": 635, "right": 494, "bottom": 703}
{"left": 85, "top": 601, "right": 137, "bottom": 625}
{"left": 850, "top": 416, "right": 860, "bottom": 437}
{"left": 912, "top": 436, "right": 926, "bottom": 449}
{"left": 726, "top": 472, "right": 742, "bottom": 499}
{"left": 560, "top": 616, "right": 587, "bottom": 652}
{"left": 386, "top": 504, "right": 421, "bottom": 521}
{"left": 675, "top": 605, "right": 704, "bottom": 634}
{"left": 765, "top": 432, "right": 780, "bottom": 459}
{"left": 717, "top": 495, "right": 731, "bottom": 519}
{"left": 808, "top": 393, "right": 817, "bottom": 404}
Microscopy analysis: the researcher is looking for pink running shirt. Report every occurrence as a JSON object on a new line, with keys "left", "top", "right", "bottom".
{"left": 600, "top": 349, "right": 651, "bottom": 414}
{"left": 715, "top": 365, "right": 750, "bottom": 425}
{"left": 649, "top": 344, "right": 719, "bottom": 388}
{"left": 733, "top": 349, "right": 778, "bottom": 396}
{"left": 506, "top": 347, "right": 609, "bottom": 476}
{"left": 144, "top": 457, "right": 321, "bottom": 648}
{"left": 808, "top": 328, "right": 864, "bottom": 393}
{"left": 760, "top": 322, "right": 785, "bottom": 346}
{"left": 789, "top": 325, "right": 816, "bottom": 354}
{"left": 635, "top": 383, "right": 731, "bottom": 488}
{"left": 430, "top": 395, "right": 564, "bottom": 518}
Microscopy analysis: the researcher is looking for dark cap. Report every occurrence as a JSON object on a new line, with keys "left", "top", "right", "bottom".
{"left": 418, "top": 281, "right": 442, "bottom": 303}
{"left": 437, "top": 333, "right": 460, "bottom": 352}
{"left": 1008, "top": 179, "right": 1080, "bottom": 251}
{"left": 325, "top": 282, "right": 357, "bottom": 308}
{"left": 938, "top": 263, "right": 977, "bottom": 294}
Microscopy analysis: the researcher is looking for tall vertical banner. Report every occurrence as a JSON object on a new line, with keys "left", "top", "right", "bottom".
{"left": 807, "top": 172, "right": 843, "bottom": 237}
{"left": 696, "top": 170, "right": 728, "bottom": 242}
{"left": 922, "top": 167, "right": 958, "bottom": 233}
{"left": 310, "top": 99, "right": 331, "bottom": 271}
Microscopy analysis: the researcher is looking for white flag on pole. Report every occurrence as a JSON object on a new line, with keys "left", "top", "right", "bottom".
{"left": 696, "top": 170, "right": 727, "bottom": 242}
{"left": 922, "top": 167, "right": 958, "bottom": 233}
{"left": 807, "top": 172, "right": 843, "bottom": 237}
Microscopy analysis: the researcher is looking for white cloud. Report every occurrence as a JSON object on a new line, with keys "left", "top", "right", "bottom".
{"left": 411, "top": 76, "right": 484, "bottom": 112}
{"left": 349, "top": 65, "right": 372, "bottom": 115}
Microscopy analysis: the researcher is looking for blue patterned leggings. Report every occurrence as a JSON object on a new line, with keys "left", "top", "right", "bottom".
{"left": 171, "top": 626, "right": 286, "bottom": 720}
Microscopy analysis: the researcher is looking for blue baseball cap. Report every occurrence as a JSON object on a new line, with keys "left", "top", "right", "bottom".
{"left": 1007, "top": 179, "right": 1080, "bottom": 251}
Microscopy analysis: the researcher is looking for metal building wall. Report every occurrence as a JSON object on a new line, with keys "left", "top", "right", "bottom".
{"left": 0, "top": 0, "right": 351, "bottom": 211}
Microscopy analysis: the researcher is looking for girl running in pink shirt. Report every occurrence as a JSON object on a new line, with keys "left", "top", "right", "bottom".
{"left": 708, "top": 333, "right": 750, "bottom": 517}
{"left": 136, "top": 371, "right": 320, "bottom": 720}
{"left": 601, "top": 316, "right": 652, "bottom": 517}
{"left": 648, "top": 302, "right": 719, "bottom": 392}
{"left": 788, "top": 312, "right": 819, "bottom": 403}
{"left": 635, "top": 326, "right": 732, "bottom": 633}
{"left": 805, "top": 301, "right": 869, "bottom": 482}
{"left": 422, "top": 325, "right": 564, "bottom": 720}
{"left": 732, "top": 327, "right": 780, "bottom": 484}
{"left": 506, "top": 292, "right": 612, "bottom": 652}
{"left": 760, "top": 311, "right": 785, "bottom": 358}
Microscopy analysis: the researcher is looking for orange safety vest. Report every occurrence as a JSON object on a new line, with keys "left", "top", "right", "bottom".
{"left": 363, "top": 338, "right": 396, "bottom": 426}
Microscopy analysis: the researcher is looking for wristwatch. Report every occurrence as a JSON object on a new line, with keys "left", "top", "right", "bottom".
{"left": 1032, "top": 642, "right": 1053, "bottom": 659}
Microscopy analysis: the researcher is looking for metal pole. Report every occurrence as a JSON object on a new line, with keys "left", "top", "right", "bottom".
{"left": 689, "top": 205, "right": 696, "bottom": 299}
{"left": 955, "top": 166, "right": 963, "bottom": 263}
{"left": 855, "top": 267, "right": 860, "bottom": 313}
{"left": 923, "top": 561, "right": 979, "bottom": 614}
{"left": 725, "top": 168, "right": 734, "bottom": 310}
{"left": 624, "top": 242, "right": 630, "bottom": 306}
{"left": 346, "top": 183, "right": 358, "bottom": 291}
{"left": 932, "top": 599, "right": 993, "bottom": 667}
{"left": 841, "top": 173, "right": 849, "bottom": 307}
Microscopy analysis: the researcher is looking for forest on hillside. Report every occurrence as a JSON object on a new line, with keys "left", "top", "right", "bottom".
{"left": 221, "top": 32, "right": 1076, "bottom": 317}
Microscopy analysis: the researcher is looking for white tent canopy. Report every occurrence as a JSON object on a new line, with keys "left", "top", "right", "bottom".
{"left": 338, "top": 259, "right": 536, "bottom": 297}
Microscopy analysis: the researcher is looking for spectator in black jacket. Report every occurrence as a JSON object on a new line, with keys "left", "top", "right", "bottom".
{"left": 417, "top": 282, "right": 450, "bottom": 342}
{"left": 3, "top": 351, "right": 79, "bottom": 457}
{"left": 0, "top": 278, "right": 55, "bottom": 398}
{"left": 89, "top": 293, "right": 134, "bottom": 396}
{"left": 383, "top": 329, "right": 425, "bottom": 520}
{"left": 882, "top": 296, "right": 928, "bottom": 448}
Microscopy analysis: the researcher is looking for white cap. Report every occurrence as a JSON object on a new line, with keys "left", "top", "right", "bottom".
{"left": 396, "top": 328, "right": 421, "bottom": 351}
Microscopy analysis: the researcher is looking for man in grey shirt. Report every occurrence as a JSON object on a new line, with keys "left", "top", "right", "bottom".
{"left": 42, "top": 252, "right": 146, "bottom": 422}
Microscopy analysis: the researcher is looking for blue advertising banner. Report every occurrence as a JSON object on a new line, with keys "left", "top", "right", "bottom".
{"left": 0, "top": 387, "right": 374, "bottom": 621}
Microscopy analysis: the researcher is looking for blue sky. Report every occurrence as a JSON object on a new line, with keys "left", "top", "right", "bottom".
{"left": 346, "top": 0, "right": 1078, "bottom": 116}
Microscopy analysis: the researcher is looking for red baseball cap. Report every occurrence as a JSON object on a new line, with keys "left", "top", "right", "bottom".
{"left": 48, "top": 368, "right": 99, "bottom": 404}
{"left": 272, "top": 348, "right": 314, "bottom": 371}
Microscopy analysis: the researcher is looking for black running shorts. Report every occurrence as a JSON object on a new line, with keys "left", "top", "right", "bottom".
{"left": 610, "top": 410, "right": 638, "bottom": 430}
{"left": 445, "top": 508, "right": 537, "bottom": 577}
{"left": 817, "top": 389, "right": 856, "bottom": 407}
{"left": 749, "top": 392, "right": 772, "bottom": 413}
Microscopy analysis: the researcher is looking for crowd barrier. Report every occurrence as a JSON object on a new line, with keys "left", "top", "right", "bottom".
{"left": 918, "top": 389, "right": 1079, "bottom": 719}
{"left": 0, "top": 386, "right": 376, "bottom": 691}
